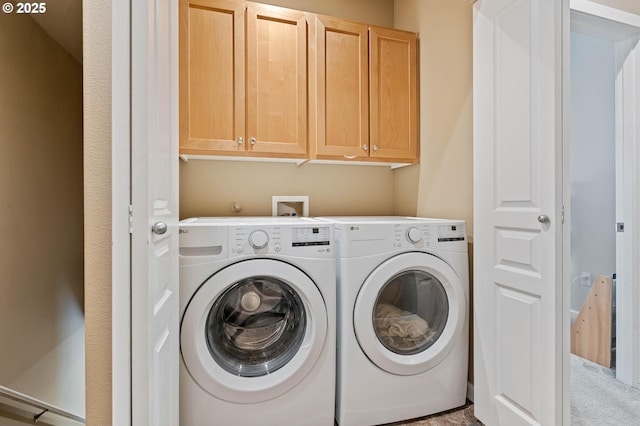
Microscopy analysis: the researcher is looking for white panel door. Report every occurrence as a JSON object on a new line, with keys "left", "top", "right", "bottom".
{"left": 131, "top": 0, "right": 179, "bottom": 425}
{"left": 473, "top": 0, "right": 567, "bottom": 425}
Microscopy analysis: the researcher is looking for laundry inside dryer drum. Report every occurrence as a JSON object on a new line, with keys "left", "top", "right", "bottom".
{"left": 373, "top": 270, "right": 449, "bottom": 355}
{"left": 206, "top": 276, "right": 307, "bottom": 377}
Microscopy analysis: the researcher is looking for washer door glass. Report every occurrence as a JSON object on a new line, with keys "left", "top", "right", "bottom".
{"left": 374, "top": 270, "right": 448, "bottom": 356}
{"left": 181, "top": 258, "right": 328, "bottom": 404}
{"left": 206, "top": 276, "right": 306, "bottom": 377}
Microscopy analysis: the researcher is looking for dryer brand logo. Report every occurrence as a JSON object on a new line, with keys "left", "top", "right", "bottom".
{"left": 350, "top": 226, "right": 360, "bottom": 231}
{"left": 179, "top": 229, "right": 189, "bottom": 234}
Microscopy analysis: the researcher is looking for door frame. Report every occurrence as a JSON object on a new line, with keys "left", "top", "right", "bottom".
{"left": 112, "top": 0, "right": 132, "bottom": 424}
{"left": 568, "top": 0, "right": 640, "bottom": 388}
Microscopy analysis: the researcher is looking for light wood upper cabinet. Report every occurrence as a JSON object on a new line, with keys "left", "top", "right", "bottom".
{"left": 310, "top": 18, "right": 418, "bottom": 163}
{"left": 309, "top": 16, "right": 369, "bottom": 159}
{"left": 179, "top": 0, "right": 308, "bottom": 158}
{"left": 180, "top": 0, "right": 245, "bottom": 153}
{"left": 246, "top": 3, "right": 307, "bottom": 157}
{"left": 370, "top": 27, "right": 418, "bottom": 162}
{"left": 180, "top": 0, "right": 418, "bottom": 164}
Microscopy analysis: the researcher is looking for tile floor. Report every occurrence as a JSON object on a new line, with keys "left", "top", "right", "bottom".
{"left": 387, "top": 401, "right": 483, "bottom": 426}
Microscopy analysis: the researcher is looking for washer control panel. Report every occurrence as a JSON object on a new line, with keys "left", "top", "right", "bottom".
{"left": 392, "top": 222, "right": 466, "bottom": 249}
{"left": 436, "top": 224, "right": 466, "bottom": 242}
{"left": 230, "top": 225, "right": 332, "bottom": 256}
{"left": 292, "top": 226, "right": 331, "bottom": 247}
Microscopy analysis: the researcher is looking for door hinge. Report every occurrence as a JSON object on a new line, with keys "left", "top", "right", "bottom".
{"left": 561, "top": 206, "right": 565, "bottom": 225}
{"left": 128, "top": 205, "right": 133, "bottom": 234}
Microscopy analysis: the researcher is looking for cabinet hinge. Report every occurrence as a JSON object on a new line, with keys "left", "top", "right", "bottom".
{"left": 128, "top": 205, "right": 133, "bottom": 234}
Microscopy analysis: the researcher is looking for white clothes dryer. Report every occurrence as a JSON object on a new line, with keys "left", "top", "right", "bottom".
{"left": 179, "top": 217, "right": 336, "bottom": 426}
{"left": 318, "top": 217, "right": 469, "bottom": 426}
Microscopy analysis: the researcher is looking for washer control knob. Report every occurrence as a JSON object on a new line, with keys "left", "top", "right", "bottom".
{"left": 236, "top": 246, "right": 244, "bottom": 254}
{"left": 249, "top": 230, "right": 269, "bottom": 249}
{"left": 406, "top": 227, "right": 422, "bottom": 244}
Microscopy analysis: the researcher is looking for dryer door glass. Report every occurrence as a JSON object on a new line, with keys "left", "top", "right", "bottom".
{"left": 205, "top": 276, "right": 306, "bottom": 377}
{"left": 373, "top": 270, "right": 449, "bottom": 355}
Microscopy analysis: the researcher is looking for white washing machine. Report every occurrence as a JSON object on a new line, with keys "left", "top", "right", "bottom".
{"left": 179, "top": 217, "right": 336, "bottom": 426}
{"left": 318, "top": 217, "right": 469, "bottom": 426}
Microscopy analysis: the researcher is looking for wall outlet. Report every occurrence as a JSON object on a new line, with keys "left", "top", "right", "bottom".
{"left": 580, "top": 272, "right": 592, "bottom": 287}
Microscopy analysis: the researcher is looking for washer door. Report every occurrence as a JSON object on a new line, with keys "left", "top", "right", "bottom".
{"left": 354, "top": 252, "right": 466, "bottom": 375}
{"left": 181, "top": 259, "right": 327, "bottom": 403}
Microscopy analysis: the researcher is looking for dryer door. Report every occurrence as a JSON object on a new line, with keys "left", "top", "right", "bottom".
{"left": 354, "top": 252, "right": 466, "bottom": 375}
{"left": 181, "top": 259, "right": 327, "bottom": 403}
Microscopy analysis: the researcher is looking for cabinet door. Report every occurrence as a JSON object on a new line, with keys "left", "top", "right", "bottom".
{"left": 246, "top": 3, "right": 308, "bottom": 157}
{"left": 179, "top": 0, "right": 245, "bottom": 154}
{"left": 310, "top": 16, "right": 369, "bottom": 159}
{"left": 370, "top": 27, "right": 418, "bottom": 162}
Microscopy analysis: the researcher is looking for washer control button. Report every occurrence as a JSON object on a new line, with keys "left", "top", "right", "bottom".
{"left": 406, "top": 227, "right": 422, "bottom": 244}
{"left": 236, "top": 245, "right": 244, "bottom": 254}
{"left": 249, "top": 229, "right": 269, "bottom": 249}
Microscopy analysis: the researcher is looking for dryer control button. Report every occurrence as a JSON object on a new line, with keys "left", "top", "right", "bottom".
{"left": 236, "top": 245, "right": 244, "bottom": 254}
{"left": 249, "top": 229, "right": 269, "bottom": 249}
{"left": 406, "top": 227, "right": 422, "bottom": 244}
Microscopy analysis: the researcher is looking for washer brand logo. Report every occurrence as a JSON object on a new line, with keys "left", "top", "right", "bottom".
{"left": 350, "top": 226, "right": 359, "bottom": 231}
{"left": 179, "top": 229, "right": 189, "bottom": 234}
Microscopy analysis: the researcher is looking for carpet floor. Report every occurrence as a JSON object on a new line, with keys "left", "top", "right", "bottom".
{"left": 571, "top": 354, "right": 640, "bottom": 425}
{"left": 377, "top": 355, "right": 640, "bottom": 426}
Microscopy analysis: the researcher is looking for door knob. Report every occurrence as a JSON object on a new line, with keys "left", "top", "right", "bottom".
{"left": 152, "top": 222, "right": 168, "bottom": 235}
{"left": 537, "top": 215, "right": 550, "bottom": 224}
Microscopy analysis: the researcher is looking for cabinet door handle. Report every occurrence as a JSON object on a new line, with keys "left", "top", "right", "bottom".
{"left": 373, "top": 145, "right": 379, "bottom": 151}
{"left": 344, "top": 155, "right": 357, "bottom": 160}
{"left": 237, "top": 137, "right": 243, "bottom": 145}
{"left": 362, "top": 144, "right": 368, "bottom": 151}
{"left": 250, "top": 137, "right": 256, "bottom": 145}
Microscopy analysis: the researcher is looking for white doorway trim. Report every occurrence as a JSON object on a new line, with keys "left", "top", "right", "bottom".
{"left": 569, "top": 0, "right": 640, "bottom": 388}
{"left": 112, "top": 0, "right": 132, "bottom": 424}
{"left": 616, "top": 32, "right": 640, "bottom": 387}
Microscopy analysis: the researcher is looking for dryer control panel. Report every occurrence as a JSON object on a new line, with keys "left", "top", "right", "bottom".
{"left": 394, "top": 222, "right": 466, "bottom": 250}
{"left": 319, "top": 217, "right": 467, "bottom": 257}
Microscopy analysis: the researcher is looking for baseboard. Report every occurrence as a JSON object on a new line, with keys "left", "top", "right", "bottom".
{"left": 466, "top": 382, "right": 474, "bottom": 402}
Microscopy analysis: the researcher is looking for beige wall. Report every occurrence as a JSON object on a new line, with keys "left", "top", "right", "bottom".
{"left": 591, "top": 0, "right": 640, "bottom": 15}
{"left": 181, "top": 161, "right": 395, "bottom": 218}
{"left": 257, "top": 0, "right": 394, "bottom": 26}
{"left": 392, "top": 165, "right": 419, "bottom": 216}
{"left": 395, "top": 0, "right": 473, "bottom": 236}
{"left": 0, "top": 11, "right": 84, "bottom": 417}
{"left": 83, "top": 0, "right": 112, "bottom": 424}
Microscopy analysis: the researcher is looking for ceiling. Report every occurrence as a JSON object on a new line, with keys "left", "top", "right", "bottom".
{"left": 31, "top": 0, "right": 82, "bottom": 62}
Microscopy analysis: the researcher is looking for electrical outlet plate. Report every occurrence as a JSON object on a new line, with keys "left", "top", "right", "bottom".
{"left": 580, "top": 272, "right": 592, "bottom": 287}
{"left": 272, "top": 196, "right": 309, "bottom": 217}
